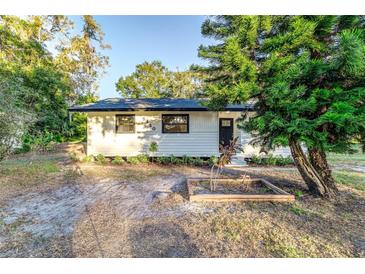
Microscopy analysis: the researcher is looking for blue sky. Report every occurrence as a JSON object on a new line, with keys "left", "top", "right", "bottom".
{"left": 72, "top": 16, "right": 213, "bottom": 99}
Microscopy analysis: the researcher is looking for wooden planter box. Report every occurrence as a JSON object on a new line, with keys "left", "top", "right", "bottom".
{"left": 187, "top": 178, "right": 295, "bottom": 202}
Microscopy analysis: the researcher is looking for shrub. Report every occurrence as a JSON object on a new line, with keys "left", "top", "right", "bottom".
{"left": 149, "top": 142, "right": 158, "bottom": 155}
{"left": 155, "top": 156, "right": 171, "bottom": 165}
{"left": 250, "top": 154, "right": 294, "bottom": 166}
{"left": 20, "top": 131, "right": 62, "bottom": 153}
{"left": 193, "top": 157, "right": 205, "bottom": 166}
{"left": 181, "top": 155, "right": 194, "bottom": 165}
{"left": 155, "top": 155, "right": 211, "bottom": 166}
{"left": 136, "top": 154, "right": 149, "bottom": 164}
{"left": 169, "top": 155, "right": 180, "bottom": 164}
{"left": 111, "top": 156, "right": 124, "bottom": 165}
{"left": 95, "top": 154, "right": 107, "bottom": 164}
{"left": 82, "top": 155, "right": 94, "bottom": 163}
{"left": 126, "top": 156, "right": 140, "bottom": 164}
{"left": 208, "top": 156, "right": 218, "bottom": 166}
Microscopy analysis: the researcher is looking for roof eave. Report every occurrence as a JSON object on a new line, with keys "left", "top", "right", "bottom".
{"left": 68, "top": 107, "right": 253, "bottom": 112}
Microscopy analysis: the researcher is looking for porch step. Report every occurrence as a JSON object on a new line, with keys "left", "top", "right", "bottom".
{"left": 226, "top": 155, "right": 248, "bottom": 167}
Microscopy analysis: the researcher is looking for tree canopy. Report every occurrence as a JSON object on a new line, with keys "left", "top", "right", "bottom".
{"left": 0, "top": 15, "right": 109, "bottom": 158}
{"left": 196, "top": 16, "right": 365, "bottom": 197}
{"left": 116, "top": 61, "right": 205, "bottom": 98}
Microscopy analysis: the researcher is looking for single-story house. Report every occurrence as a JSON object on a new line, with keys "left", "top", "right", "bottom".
{"left": 69, "top": 98, "right": 289, "bottom": 162}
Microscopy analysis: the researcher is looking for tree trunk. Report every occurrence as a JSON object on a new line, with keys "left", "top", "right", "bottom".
{"left": 308, "top": 147, "right": 339, "bottom": 196}
{"left": 288, "top": 137, "right": 335, "bottom": 198}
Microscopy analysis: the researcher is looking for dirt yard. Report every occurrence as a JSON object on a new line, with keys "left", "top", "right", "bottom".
{"left": 0, "top": 143, "right": 364, "bottom": 257}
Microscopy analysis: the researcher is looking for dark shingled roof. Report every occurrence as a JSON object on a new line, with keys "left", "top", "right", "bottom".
{"left": 69, "top": 98, "right": 254, "bottom": 112}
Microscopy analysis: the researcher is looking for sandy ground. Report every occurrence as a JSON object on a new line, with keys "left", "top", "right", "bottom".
{"left": 0, "top": 163, "right": 212, "bottom": 257}
{"left": 0, "top": 145, "right": 364, "bottom": 257}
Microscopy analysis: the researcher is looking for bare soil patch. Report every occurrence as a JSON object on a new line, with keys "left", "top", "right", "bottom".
{"left": 190, "top": 179, "right": 275, "bottom": 195}
{"left": 1, "top": 145, "right": 364, "bottom": 257}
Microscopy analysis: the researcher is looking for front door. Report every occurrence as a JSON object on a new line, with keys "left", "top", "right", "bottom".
{"left": 219, "top": 118, "right": 234, "bottom": 150}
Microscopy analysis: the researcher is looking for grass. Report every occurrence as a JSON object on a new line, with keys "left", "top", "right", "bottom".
{"left": 333, "top": 170, "right": 365, "bottom": 191}
{"left": 0, "top": 159, "right": 59, "bottom": 177}
{"left": 1, "top": 143, "right": 364, "bottom": 257}
{"left": 0, "top": 155, "right": 62, "bottom": 200}
{"left": 80, "top": 163, "right": 173, "bottom": 182}
{"left": 327, "top": 146, "right": 365, "bottom": 166}
{"left": 179, "top": 207, "right": 349, "bottom": 257}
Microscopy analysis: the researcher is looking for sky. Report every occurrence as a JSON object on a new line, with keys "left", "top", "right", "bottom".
{"left": 71, "top": 16, "right": 213, "bottom": 99}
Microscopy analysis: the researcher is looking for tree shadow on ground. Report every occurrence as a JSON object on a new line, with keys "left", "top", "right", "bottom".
{"left": 127, "top": 220, "right": 200, "bottom": 258}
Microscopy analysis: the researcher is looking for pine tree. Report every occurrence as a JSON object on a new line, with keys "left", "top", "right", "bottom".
{"left": 196, "top": 16, "right": 365, "bottom": 198}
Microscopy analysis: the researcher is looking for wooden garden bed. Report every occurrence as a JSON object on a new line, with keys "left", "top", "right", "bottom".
{"left": 187, "top": 178, "right": 295, "bottom": 202}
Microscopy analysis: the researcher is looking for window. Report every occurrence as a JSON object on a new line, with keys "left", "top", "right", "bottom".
{"left": 116, "top": 114, "right": 135, "bottom": 133}
{"left": 162, "top": 114, "right": 189, "bottom": 133}
{"left": 221, "top": 120, "right": 232, "bottom": 127}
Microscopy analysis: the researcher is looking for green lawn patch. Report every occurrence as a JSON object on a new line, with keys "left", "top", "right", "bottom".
{"left": 0, "top": 157, "right": 60, "bottom": 188}
{"left": 333, "top": 170, "right": 365, "bottom": 191}
{"left": 327, "top": 146, "right": 365, "bottom": 166}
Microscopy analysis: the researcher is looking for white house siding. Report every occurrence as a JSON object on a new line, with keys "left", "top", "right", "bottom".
{"left": 87, "top": 111, "right": 220, "bottom": 157}
{"left": 219, "top": 111, "right": 291, "bottom": 157}
{"left": 86, "top": 110, "right": 291, "bottom": 158}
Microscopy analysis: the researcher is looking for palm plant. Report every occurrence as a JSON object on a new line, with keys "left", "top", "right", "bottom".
{"left": 210, "top": 137, "right": 242, "bottom": 191}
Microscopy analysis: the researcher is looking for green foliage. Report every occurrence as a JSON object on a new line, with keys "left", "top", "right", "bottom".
{"left": 111, "top": 156, "right": 124, "bottom": 165}
{"left": 182, "top": 155, "right": 195, "bottom": 165}
{"left": 208, "top": 156, "right": 218, "bottom": 166}
{"left": 154, "top": 155, "right": 208, "bottom": 166}
{"left": 67, "top": 93, "right": 98, "bottom": 141}
{"left": 82, "top": 155, "right": 94, "bottom": 163}
{"left": 294, "top": 190, "right": 304, "bottom": 198}
{"left": 136, "top": 154, "right": 149, "bottom": 164}
{"left": 192, "top": 157, "right": 205, "bottom": 166}
{"left": 148, "top": 142, "right": 158, "bottom": 154}
{"left": 169, "top": 155, "right": 179, "bottom": 164}
{"left": 0, "top": 87, "right": 34, "bottom": 160}
{"left": 333, "top": 170, "right": 365, "bottom": 191}
{"left": 116, "top": 61, "right": 205, "bottom": 99}
{"left": 289, "top": 204, "right": 309, "bottom": 216}
{"left": 155, "top": 156, "right": 171, "bottom": 165}
{"left": 0, "top": 15, "right": 109, "bottom": 155}
{"left": 126, "top": 155, "right": 150, "bottom": 165}
{"left": 19, "top": 132, "right": 62, "bottom": 153}
{"left": 197, "top": 15, "right": 365, "bottom": 162}
{"left": 95, "top": 154, "right": 107, "bottom": 164}
{"left": 251, "top": 154, "right": 294, "bottom": 166}
{"left": 0, "top": 158, "right": 59, "bottom": 178}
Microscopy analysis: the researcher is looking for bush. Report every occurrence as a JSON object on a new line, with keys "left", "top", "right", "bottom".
{"left": 181, "top": 155, "right": 194, "bottom": 165}
{"left": 169, "top": 155, "right": 181, "bottom": 164}
{"left": 136, "top": 154, "right": 149, "bottom": 164}
{"left": 20, "top": 132, "right": 63, "bottom": 153}
{"left": 155, "top": 156, "right": 171, "bottom": 165}
{"left": 208, "top": 155, "right": 218, "bottom": 166}
{"left": 126, "top": 156, "right": 140, "bottom": 164}
{"left": 250, "top": 154, "right": 294, "bottom": 166}
{"left": 111, "top": 156, "right": 124, "bottom": 165}
{"left": 82, "top": 155, "right": 94, "bottom": 163}
{"left": 149, "top": 142, "right": 158, "bottom": 155}
{"left": 154, "top": 155, "right": 209, "bottom": 166}
{"left": 95, "top": 154, "right": 107, "bottom": 164}
{"left": 192, "top": 157, "right": 205, "bottom": 166}
{"left": 127, "top": 155, "right": 150, "bottom": 164}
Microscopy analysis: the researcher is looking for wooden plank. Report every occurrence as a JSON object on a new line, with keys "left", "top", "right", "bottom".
{"left": 261, "top": 179, "right": 291, "bottom": 195}
{"left": 190, "top": 194, "right": 295, "bottom": 202}
{"left": 187, "top": 177, "right": 295, "bottom": 202}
